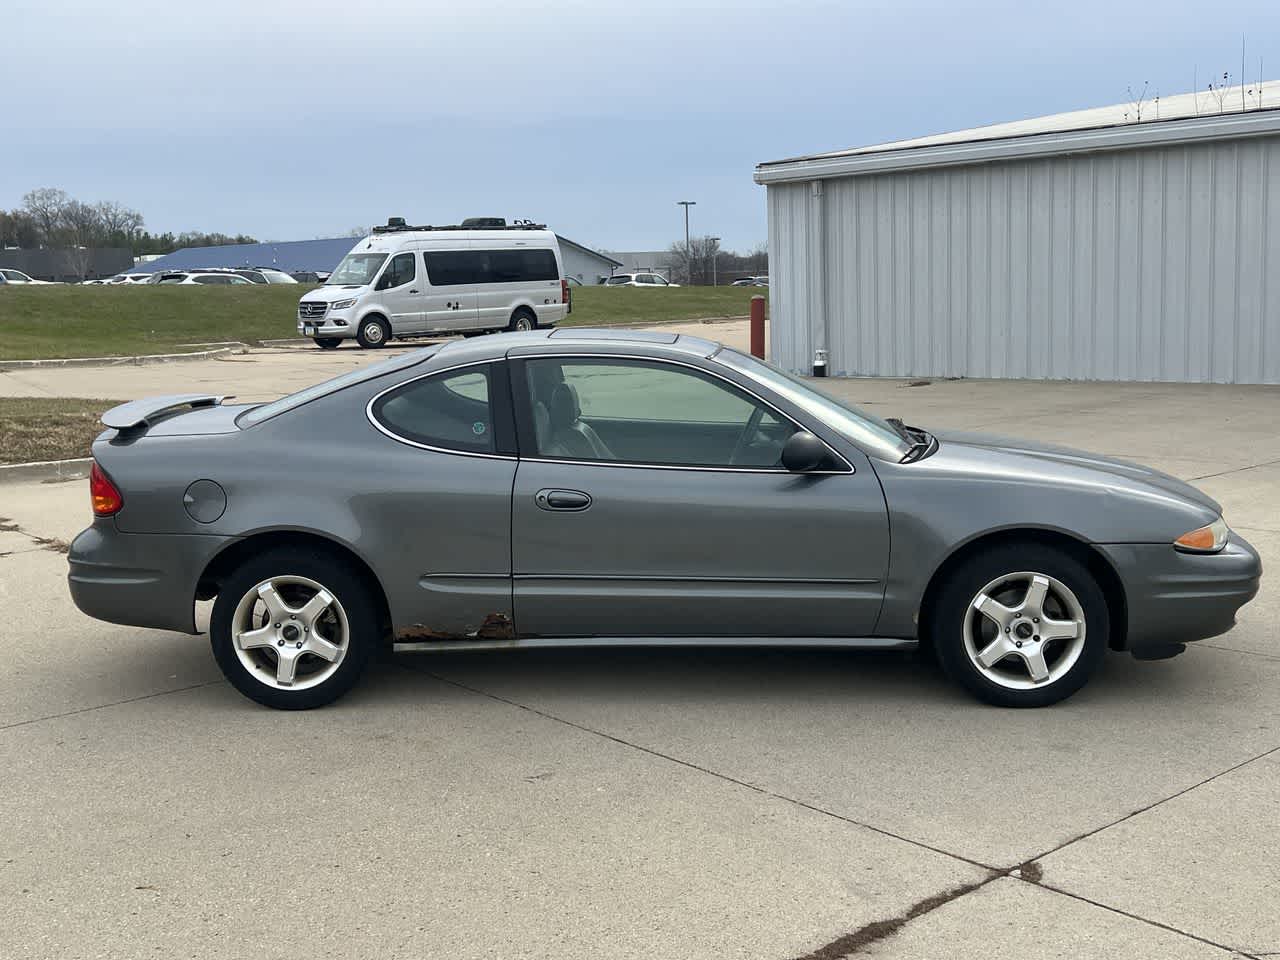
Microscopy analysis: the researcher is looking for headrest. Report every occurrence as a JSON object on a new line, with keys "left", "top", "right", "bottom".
{"left": 549, "top": 382, "right": 580, "bottom": 425}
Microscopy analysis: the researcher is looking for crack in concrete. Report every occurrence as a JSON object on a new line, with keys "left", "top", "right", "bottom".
{"left": 0, "top": 516, "right": 70, "bottom": 554}
{"left": 403, "top": 663, "right": 1000, "bottom": 872}
{"left": 787, "top": 877, "right": 996, "bottom": 959}
{"left": 0, "top": 680, "right": 224, "bottom": 732}
{"left": 1188, "top": 456, "right": 1280, "bottom": 482}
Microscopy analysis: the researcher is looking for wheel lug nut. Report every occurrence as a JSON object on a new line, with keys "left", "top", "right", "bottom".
{"left": 1034, "top": 635, "right": 1040, "bottom": 642}
{"left": 1015, "top": 640, "right": 1023, "bottom": 648}
{"left": 274, "top": 623, "right": 281, "bottom": 628}
{"left": 295, "top": 641, "right": 303, "bottom": 648}
{"left": 277, "top": 639, "right": 285, "bottom": 647}
{"left": 1033, "top": 617, "right": 1040, "bottom": 623}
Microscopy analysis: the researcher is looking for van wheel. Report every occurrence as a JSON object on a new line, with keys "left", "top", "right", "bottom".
{"left": 508, "top": 309, "right": 536, "bottom": 332}
{"left": 356, "top": 317, "right": 390, "bottom": 349}
{"left": 314, "top": 337, "right": 342, "bottom": 350}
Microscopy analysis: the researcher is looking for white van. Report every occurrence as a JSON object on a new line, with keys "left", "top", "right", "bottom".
{"left": 297, "top": 219, "right": 570, "bottom": 349}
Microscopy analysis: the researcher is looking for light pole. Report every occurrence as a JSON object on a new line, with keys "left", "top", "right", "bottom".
{"left": 677, "top": 200, "right": 695, "bottom": 284}
{"left": 709, "top": 236, "right": 721, "bottom": 287}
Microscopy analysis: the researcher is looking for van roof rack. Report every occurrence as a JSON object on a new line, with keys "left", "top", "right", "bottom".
{"left": 372, "top": 217, "right": 547, "bottom": 234}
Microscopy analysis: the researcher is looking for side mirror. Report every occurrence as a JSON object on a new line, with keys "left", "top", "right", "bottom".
{"left": 781, "top": 431, "right": 827, "bottom": 472}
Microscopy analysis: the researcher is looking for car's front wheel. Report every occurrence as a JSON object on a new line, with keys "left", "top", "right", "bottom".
{"left": 930, "top": 544, "right": 1108, "bottom": 707}
{"left": 209, "top": 547, "right": 379, "bottom": 709}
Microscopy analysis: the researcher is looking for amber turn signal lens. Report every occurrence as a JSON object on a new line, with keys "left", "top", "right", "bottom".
{"left": 1174, "top": 517, "right": 1228, "bottom": 553}
{"left": 89, "top": 461, "right": 123, "bottom": 517}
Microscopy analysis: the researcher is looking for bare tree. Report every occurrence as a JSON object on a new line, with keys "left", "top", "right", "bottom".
{"left": 55, "top": 200, "right": 107, "bottom": 279}
{"left": 95, "top": 201, "right": 144, "bottom": 244}
{"left": 21, "top": 187, "right": 70, "bottom": 245}
{"left": 666, "top": 235, "right": 721, "bottom": 285}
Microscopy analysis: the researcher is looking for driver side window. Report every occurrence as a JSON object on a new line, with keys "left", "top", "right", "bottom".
{"left": 524, "top": 358, "right": 795, "bottom": 468}
{"left": 376, "top": 252, "right": 416, "bottom": 291}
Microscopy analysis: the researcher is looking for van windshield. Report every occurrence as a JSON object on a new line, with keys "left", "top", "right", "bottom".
{"left": 327, "top": 253, "right": 387, "bottom": 286}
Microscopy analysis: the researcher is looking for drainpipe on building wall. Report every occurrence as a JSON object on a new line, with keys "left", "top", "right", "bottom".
{"left": 810, "top": 179, "right": 829, "bottom": 377}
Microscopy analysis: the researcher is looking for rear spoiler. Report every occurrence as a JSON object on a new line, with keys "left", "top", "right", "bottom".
{"left": 102, "top": 394, "right": 234, "bottom": 430}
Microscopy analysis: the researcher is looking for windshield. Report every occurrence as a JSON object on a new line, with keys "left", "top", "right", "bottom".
{"left": 237, "top": 346, "right": 438, "bottom": 427}
{"left": 326, "top": 253, "right": 387, "bottom": 286}
{"left": 716, "top": 348, "right": 911, "bottom": 461}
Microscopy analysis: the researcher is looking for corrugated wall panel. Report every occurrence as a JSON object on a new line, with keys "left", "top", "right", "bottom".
{"left": 766, "top": 132, "right": 1280, "bottom": 383}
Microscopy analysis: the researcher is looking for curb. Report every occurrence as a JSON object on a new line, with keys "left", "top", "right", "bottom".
{"left": 0, "top": 343, "right": 250, "bottom": 371}
{"left": 0, "top": 458, "right": 93, "bottom": 486}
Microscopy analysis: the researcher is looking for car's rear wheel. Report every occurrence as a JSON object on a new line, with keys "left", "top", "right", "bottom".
{"left": 508, "top": 308, "right": 536, "bottom": 332}
{"left": 314, "top": 337, "right": 342, "bottom": 350}
{"left": 930, "top": 544, "right": 1108, "bottom": 707}
{"left": 356, "top": 316, "right": 390, "bottom": 349}
{"left": 210, "top": 547, "right": 379, "bottom": 709}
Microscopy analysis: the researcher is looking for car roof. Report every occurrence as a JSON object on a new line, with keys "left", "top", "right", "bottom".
{"left": 430, "top": 327, "right": 722, "bottom": 365}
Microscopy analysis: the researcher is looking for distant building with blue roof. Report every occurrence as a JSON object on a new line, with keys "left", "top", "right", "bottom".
{"left": 131, "top": 233, "right": 622, "bottom": 282}
{"left": 131, "top": 237, "right": 362, "bottom": 275}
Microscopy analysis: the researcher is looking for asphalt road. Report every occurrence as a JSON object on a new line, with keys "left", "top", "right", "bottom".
{"left": 1, "top": 341, "right": 1277, "bottom": 958}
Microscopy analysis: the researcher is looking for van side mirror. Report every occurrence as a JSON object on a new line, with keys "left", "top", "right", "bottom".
{"left": 781, "top": 431, "right": 827, "bottom": 472}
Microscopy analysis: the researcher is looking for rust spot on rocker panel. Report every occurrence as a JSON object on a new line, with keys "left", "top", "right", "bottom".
{"left": 396, "top": 612, "right": 515, "bottom": 643}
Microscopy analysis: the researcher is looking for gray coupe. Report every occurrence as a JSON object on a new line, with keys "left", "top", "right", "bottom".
{"left": 68, "top": 330, "right": 1261, "bottom": 709}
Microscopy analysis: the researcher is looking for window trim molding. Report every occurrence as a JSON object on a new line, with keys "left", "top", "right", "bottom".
{"left": 509, "top": 352, "right": 854, "bottom": 475}
{"left": 365, "top": 358, "right": 517, "bottom": 460}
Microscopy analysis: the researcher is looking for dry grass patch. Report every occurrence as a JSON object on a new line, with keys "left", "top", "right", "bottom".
{"left": 0, "top": 397, "right": 119, "bottom": 465}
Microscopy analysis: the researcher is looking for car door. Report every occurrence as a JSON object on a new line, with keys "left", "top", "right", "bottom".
{"left": 422, "top": 247, "right": 480, "bottom": 332}
{"left": 509, "top": 353, "right": 890, "bottom": 638}
{"left": 365, "top": 360, "right": 517, "bottom": 637}
{"left": 373, "top": 251, "right": 425, "bottom": 334}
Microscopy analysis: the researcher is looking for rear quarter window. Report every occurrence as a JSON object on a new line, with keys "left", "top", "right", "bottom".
{"left": 370, "top": 365, "right": 496, "bottom": 454}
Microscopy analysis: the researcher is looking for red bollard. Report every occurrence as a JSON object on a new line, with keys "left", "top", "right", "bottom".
{"left": 749, "top": 295, "right": 765, "bottom": 359}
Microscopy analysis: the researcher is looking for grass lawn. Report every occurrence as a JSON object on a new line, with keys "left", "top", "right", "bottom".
{"left": 0, "top": 285, "right": 763, "bottom": 360}
{"left": 0, "top": 397, "right": 121, "bottom": 465}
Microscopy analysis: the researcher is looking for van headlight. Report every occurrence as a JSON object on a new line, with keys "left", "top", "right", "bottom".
{"left": 331, "top": 298, "right": 357, "bottom": 310}
{"left": 1174, "top": 516, "right": 1230, "bottom": 553}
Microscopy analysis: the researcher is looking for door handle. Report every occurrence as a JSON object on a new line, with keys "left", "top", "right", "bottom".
{"left": 408, "top": 289, "right": 419, "bottom": 293}
{"left": 535, "top": 488, "right": 592, "bottom": 511}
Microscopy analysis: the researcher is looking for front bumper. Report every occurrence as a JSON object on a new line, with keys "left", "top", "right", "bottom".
{"left": 68, "top": 520, "right": 233, "bottom": 635}
{"left": 1096, "top": 532, "right": 1262, "bottom": 654}
{"left": 297, "top": 315, "right": 355, "bottom": 338}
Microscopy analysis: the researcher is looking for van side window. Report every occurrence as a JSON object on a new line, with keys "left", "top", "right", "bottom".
{"left": 424, "top": 251, "right": 481, "bottom": 286}
{"left": 376, "top": 253, "right": 416, "bottom": 290}
{"left": 477, "top": 249, "right": 558, "bottom": 284}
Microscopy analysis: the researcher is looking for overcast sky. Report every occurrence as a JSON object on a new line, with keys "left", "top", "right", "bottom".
{"left": 4, "top": 0, "right": 1279, "bottom": 252}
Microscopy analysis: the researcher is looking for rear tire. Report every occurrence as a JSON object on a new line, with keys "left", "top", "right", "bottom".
{"left": 314, "top": 337, "right": 342, "bottom": 350}
{"left": 356, "top": 316, "right": 390, "bottom": 349}
{"left": 930, "top": 543, "right": 1108, "bottom": 708}
{"left": 210, "top": 546, "right": 380, "bottom": 710}
{"left": 507, "top": 308, "right": 536, "bottom": 332}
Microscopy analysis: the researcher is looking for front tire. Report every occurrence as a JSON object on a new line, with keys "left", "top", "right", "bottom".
{"left": 210, "top": 546, "right": 379, "bottom": 709}
{"left": 314, "top": 337, "right": 342, "bottom": 350}
{"left": 356, "top": 316, "right": 390, "bottom": 349}
{"left": 930, "top": 544, "right": 1108, "bottom": 708}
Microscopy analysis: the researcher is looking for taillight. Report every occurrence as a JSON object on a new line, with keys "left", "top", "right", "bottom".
{"left": 89, "top": 461, "right": 123, "bottom": 517}
{"left": 561, "top": 278, "right": 569, "bottom": 304}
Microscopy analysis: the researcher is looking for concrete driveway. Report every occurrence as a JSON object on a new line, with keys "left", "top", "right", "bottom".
{"left": 1, "top": 352, "right": 1277, "bottom": 958}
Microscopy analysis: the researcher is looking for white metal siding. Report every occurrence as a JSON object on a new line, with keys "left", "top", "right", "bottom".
{"left": 768, "top": 133, "right": 1280, "bottom": 383}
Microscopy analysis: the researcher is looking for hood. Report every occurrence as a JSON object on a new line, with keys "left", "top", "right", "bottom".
{"left": 301, "top": 284, "right": 367, "bottom": 303}
{"left": 929, "top": 429, "right": 1222, "bottom": 515}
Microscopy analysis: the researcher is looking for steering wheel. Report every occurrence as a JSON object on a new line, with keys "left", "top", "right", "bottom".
{"left": 729, "top": 406, "right": 767, "bottom": 466}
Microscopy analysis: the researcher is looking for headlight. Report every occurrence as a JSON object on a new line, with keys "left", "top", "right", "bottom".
{"left": 331, "top": 298, "right": 357, "bottom": 310}
{"left": 1174, "top": 516, "right": 1229, "bottom": 553}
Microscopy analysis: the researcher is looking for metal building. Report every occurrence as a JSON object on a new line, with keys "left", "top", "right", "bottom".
{"left": 755, "top": 85, "right": 1280, "bottom": 383}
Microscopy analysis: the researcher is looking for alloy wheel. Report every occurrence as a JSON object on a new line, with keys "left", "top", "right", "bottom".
{"left": 231, "top": 575, "right": 349, "bottom": 690}
{"left": 962, "top": 571, "right": 1086, "bottom": 690}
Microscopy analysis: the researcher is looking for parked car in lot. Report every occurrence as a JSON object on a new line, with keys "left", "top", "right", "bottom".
{"left": 68, "top": 329, "right": 1260, "bottom": 711}
{"left": 603, "top": 273, "right": 679, "bottom": 287}
{"left": 104, "top": 274, "right": 154, "bottom": 285}
{"left": 731, "top": 276, "right": 769, "bottom": 287}
{"left": 296, "top": 218, "right": 570, "bottom": 349}
{"left": 0, "top": 268, "right": 57, "bottom": 284}
{"left": 150, "top": 271, "right": 255, "bottom": 285}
